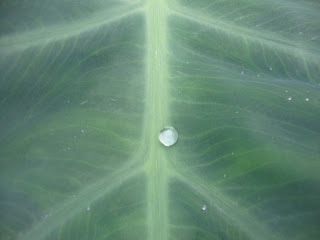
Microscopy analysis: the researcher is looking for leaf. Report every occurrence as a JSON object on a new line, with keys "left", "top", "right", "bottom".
{"left": 1, "top": 0, "right": 320, "bottom": 239}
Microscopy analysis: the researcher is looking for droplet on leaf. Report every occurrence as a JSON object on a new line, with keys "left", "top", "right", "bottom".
{"left": 159, "top": 126, "right": 178, "bottom": 147}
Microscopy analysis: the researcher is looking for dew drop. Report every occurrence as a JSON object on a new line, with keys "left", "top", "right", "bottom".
{"left": 288, "top": 97, "right": 292, "bottom": 101}
{"left": 159, "top": 126, "right": 178, "bottom": 147}
{"left": 202, "top": 205, "right": 207, "bottom": 211}
{"left": 306, "top": 98, "right": 309, "bottom": 102}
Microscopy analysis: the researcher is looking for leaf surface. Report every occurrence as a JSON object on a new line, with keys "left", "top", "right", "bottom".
{"left": 1, "top": 0, "right": 320, "bottom": 239}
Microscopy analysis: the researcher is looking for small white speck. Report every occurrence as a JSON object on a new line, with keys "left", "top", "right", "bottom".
{"left": 299, "top": 32, "right": 302, "bottom": 35}
{"left": 67, "top": 100, "right": 70, "bottom": 103}
{"left": 241, "top": 71, "right": 244, "bottom": 75}
{"left": 306, "top": 98, "right": 309, "bottom": 102}
{"left": 232, "top": 152, "right": 234, "bottom": 155}
{"left": 187, "top": 61, "right": 189, "bottom": 64}
{"left": 43, "top": 212, "right": 52, "bottom": 220}
{"left": 224, "top": 174, "right": 227, "bottom": 178}
{"left": 285, "top": 90, "right": 288, "bottom": 93}
{"left": 81, "top": 129, "right": 84, "bottom": 133}
{"left": 257, "top": 74, "right": 260, "bottom": 77}
{"left": 67, "top": 147, "right": 71, "bottom": 150}
{"left": 202, "top": 205, "right": 207, "bottom": 211}
{"left": 111, "top": 98, "right": 116, "bottom": 102}
{"left": 235, "top": 111, "right": 238, "bottom": 114}
{"left": 288, "top": 97, "right": 292, "bottom": 101}
{"left": 269, "top": 67, "right": 272, "bottom": 71}
{"left": 86, "top": 207, "right": 90, "bottom": 211}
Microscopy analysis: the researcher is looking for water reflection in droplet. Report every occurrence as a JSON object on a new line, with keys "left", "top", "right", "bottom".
{"left": 159, "top": 126, "right": 178, "bottom": 147}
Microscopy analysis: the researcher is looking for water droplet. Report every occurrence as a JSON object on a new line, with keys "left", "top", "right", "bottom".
{"left": 202, "top": 205, "right": 207, "bottom": 211}
{"left": 306, "top": 98, "right": 309, "bottom": 102}
{"left": 288, "top": 97, "right": 292, "bottom": 101}
{"left": 159, "top": 126, "right": 178, "bottom": 147}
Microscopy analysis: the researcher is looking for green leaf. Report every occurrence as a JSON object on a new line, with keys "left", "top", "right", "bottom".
{"left": 1, "top": 0, "right": 320, "bottom": 239}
